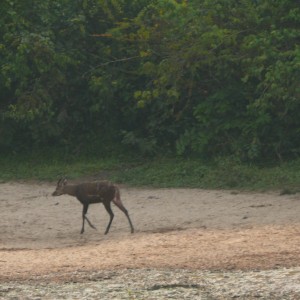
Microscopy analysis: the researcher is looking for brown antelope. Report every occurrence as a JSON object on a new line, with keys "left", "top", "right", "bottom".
{"left": 52, "top": 178, "right": 134, "bottom": 235}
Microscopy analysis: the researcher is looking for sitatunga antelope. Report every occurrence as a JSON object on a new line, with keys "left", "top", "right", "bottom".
{"left": 52, "top": 178, "right": 134, "bottom": 235}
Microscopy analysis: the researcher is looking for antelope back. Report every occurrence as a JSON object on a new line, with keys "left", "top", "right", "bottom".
{"left": 79, "top": 181, "right": 116, "bottom": 200}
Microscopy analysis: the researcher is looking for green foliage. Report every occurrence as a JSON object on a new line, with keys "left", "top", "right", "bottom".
{"left": 0, "top": 150, "right": 123, "bottom": 181}
{"left": 3, "top": 152, "right": 300, "bottom": 192}
{"left": 126, "top": 0, "right": 300, "bottom": 160}
{"left": 111, "top": 156, "right": 300, "bottom": 191}
{"left": 1, "top": 0, "right": 300, "bottom": 161}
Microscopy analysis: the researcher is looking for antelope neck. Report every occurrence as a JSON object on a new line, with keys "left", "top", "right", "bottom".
{"left": 63, "top": 184, "right": 78, "bottom": 197}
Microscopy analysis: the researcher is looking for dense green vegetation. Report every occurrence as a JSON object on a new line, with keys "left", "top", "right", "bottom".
{"left": 1, "top": 0, "right": 300, "bottom": 160}
{"left": 1, "top": 1, "right": 300, "bottom": 188}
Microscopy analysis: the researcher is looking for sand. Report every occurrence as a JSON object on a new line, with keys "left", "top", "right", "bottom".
{"left": 1, "top": 182, "right": 300, "bottom": 281}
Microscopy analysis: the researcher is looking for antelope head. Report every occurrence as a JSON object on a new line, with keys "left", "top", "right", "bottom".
{"left": 52, "top": 177, "right": 67, "bottom": 196}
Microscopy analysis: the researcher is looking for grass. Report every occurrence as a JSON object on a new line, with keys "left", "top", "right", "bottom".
{"left": 0, "top": 152, "right": 121, "bottom": 182}
{"left": 1, "top": 152, "right": 300, "bottom": 192}
{"left": 111, "top": 157, "right": 300, "bottom": 191}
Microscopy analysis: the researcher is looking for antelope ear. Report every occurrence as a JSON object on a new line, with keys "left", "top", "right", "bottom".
{"left": 57, "top": 178, "right": 63, "bottom": 186}
{"left": 62, "top": 178, "right": 67, "bottom": 185}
